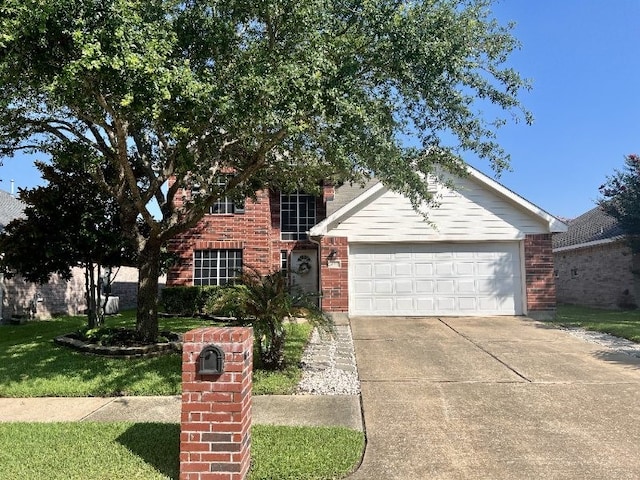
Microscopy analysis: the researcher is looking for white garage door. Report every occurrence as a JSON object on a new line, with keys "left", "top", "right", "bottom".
{"left": 349, "top": 243, "right": 523, "bottom": 316}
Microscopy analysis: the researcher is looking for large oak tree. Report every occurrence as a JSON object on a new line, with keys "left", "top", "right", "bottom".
{"left": 0, "top": 0, "right": 531, "bottom": 340}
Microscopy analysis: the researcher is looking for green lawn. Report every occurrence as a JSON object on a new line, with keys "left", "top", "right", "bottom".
{"left": 0, "top": 422, "right": 364, "bottom": 480}
{"left": 551, "top": 304, "right": 640, "bottom": 343}
{"left": 0, "top": 311, "right": 312, "bottom": 397}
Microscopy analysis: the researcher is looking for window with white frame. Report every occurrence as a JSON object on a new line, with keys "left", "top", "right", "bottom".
{"left": 209, "top": 177, "right": 245, "bottom": 214}
{"left": 193, "top": 249, "right": 243, "bottom": 286}
{"left": 280, "top": 192, "right": 316, "bottom": 240}
{"left": 280, "top": 250, "right": 289, "bottom": 279}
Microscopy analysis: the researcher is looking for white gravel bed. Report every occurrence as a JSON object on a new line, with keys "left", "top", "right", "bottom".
{"left": 562, "top": 327, "right": 640, "bottom": 357}
{"left": 297, "top": 327, "right": 361, "bottom": 395}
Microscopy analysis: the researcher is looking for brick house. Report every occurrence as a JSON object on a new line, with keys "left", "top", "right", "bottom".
{"left": 167, "top": 165, "right": 566, "bottom": 319}
{"left": 0, "top": 190, "right": 154, "bottom": 320}
{"left": 553, "top": 207, "right": 639, "bottom": 309}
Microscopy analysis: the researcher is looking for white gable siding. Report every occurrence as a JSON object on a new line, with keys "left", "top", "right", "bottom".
{"left": 325, "top": 175, "right": 549, "bottom": 242}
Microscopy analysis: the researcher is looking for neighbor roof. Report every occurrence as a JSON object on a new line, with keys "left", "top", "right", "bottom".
{"left": 552, "top": 206, "right": 625, "bottom": 251}
{"left": 0, "top": 190, "right": 25, "bottom": 233}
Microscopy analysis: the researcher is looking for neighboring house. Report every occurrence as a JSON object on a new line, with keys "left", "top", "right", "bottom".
{"left": 167, "top": 165, "right": 566, "bottom": 319}
{"left": 552, "top": 207, "right": 639, "bottom": 309}
{"left": 0, "top": 189, "right": 151, "bottom": 320}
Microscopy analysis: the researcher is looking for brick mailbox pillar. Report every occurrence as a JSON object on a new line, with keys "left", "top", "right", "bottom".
{"left": 180, "top": 327, "right": 253, "bottom": 480}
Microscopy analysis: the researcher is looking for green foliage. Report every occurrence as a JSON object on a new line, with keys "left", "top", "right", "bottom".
{"left": 250, "top": 425, "right": 365, "bottom": 480}
{"left": 599, "top": 154, "right": 640, "bottom": 252}
{"left": 0, "top": 0, "right": 531, "bottom": 339}
{"left": 0, "top": 309, "right": 312, "bottom": 397}
{"left": 0, "top": 157, "right": 136, "bottom": 328}
{"left": 551, "top": 304, "right": 640, "bottom": 343}
{"left": 0, "top": 422, "right": 364, "bottom": 480}
{"left": 160, "top": 286, "right": 222, "bottom": 316}
{"left": 212, "top": 267, "right": 332, "bottom": 370}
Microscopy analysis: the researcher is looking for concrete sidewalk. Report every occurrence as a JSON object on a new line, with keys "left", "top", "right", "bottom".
{"left": 0, "top": 394, "right": 363, "bottom": 430}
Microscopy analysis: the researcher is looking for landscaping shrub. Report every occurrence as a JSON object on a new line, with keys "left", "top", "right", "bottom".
{"left": 209, "top": 267, "right": 332, "bottom": 370}
{"left": 160, "top": 286, "right": 220, "bottom": 315}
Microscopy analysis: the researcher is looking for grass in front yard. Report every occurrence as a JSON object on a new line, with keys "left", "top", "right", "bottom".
{"left": 0, "top": 422, "right": 364, "bottom": 480}
{"left": 0, "top": 311, "right": 312, "bottom": 397}
{"left": 551, "top": 304, "right": 640, "bottom": 343}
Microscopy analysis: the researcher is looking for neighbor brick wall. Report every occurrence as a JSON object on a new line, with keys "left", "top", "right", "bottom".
{"left": 318, "top": 236, "right": 349, "bottom": 312}
{"left": 167, "top": 189, "right": 326, "bottom": 286}
{"left": 524, "top": 234, "right": 557, "bottom": 317}
{"left": 554, "top": 240, "right": 639, "bottom": 309}
{"left": 1, "top": 266, "right": 162, "bottom": 320}
{"left": 180, "top": 327, "right": 253, "bottom": 480}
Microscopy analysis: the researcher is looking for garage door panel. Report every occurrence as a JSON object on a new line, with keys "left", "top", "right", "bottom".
{"left": 353, "top": 280, "right": 374, "bottom": 294}
{"left": 353, "top": 264, "right": 372, "bottom": 277}
{"left": 457, "top": 279, "right": 476, "bottom": 293}
{"left": 437, "top": 297, "right": 456, "bottom": 310}
{"left": 456, "top": 262, "right": 475, "bottom": 275}
{"left": 395, "top": 263, "right": 412, "bottom": 276}
{"left": 458, "top": 297, "right": 478, "bottom": 310}
{"left": 374, "top": 280, "right": 393, "bottom": 294}
{"left": 436, "top": 280, "right": 455, "bottom": 293}
{"left": 395, "top": 280, "right": 413, "bottom": 294}
{"left": 415, "top": 280, "right": 434, "bottom": 293}
{"left": 415, "top": 263, "right": 434, "bottom": 276}
{"left": 436, "top": 263, "right": 454, "bottom": 276}
{"left": 375, "top": 264, "right": 393, "bottom": 276}
{"left": 396, "top": 297, "right": 414, "bottom": 310}
{"left": 349, "top": 242, "right": 522, "bottom": 316}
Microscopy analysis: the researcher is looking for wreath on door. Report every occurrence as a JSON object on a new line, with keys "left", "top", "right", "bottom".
{"left": 296, "top": 255, "right": 312, "bottom": 275}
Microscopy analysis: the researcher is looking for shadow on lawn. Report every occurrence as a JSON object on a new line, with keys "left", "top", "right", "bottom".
{"left": 0, "top": 316, "right": 193, "bottom": 396}
{"left": 116, "top": 423, "right": 180, "bottom": 479}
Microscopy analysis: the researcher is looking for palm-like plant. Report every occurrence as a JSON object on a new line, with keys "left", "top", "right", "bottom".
{"left": 210, "top": 266, "right": 332, "bottom": 370}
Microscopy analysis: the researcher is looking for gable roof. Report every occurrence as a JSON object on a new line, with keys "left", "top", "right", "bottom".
{"left": 327, "top": 178, "right": 379, "bottom": 216}
{"left": 311, "top": 164, "right": 567, "bottom": 237}
{"left": 552, "top": 206, "right": 625, "bottom": 251}
{"left": 0, "top": 190, "right": 25, "bottom": 233}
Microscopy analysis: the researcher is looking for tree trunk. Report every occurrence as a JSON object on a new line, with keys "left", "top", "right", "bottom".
{"left": 84, "top": 264, "right": 99, "bottom": 329}
{"left": 136, "top": 240, "right": 162, "bottom": 342}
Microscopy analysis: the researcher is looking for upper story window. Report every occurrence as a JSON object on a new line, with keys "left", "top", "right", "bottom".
{"left": 192, "top": 178, "right": 245, "bottom": 215}
{"left": 209, "top": 196, "right": 244, "bottom": 215}
{"left": 281, "top": 192, "right": 316, "bottom": 241}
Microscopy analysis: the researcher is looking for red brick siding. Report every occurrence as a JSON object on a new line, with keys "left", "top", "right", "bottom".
{"left": 318, "top": 237, "right": 349, "bottom": 312}
{"left": 180, "top": 327, "right": 253, "bottom": 480}
{"left": 524, "top": 234, "right": 557, "bottom": 314}
{"left": 554, "top": 240, "right": 640, "bottom": 309}
{"left": 167, "top": 190, "right": 325, "bottom": 286}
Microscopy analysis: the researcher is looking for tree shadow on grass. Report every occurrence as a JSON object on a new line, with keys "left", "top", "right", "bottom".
{"left": 0, "top": 316, "right": 190, "bottom": 397}
{"left": 116, "top": 423, "right": 180, "bottom": 479}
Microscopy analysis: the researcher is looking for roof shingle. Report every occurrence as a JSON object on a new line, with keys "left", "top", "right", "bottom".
{"left": 552, "top": 206, "right": 624, "bottom": 249}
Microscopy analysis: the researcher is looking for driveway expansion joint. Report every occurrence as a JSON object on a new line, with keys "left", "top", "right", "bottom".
{"left": 437, "top": 317, "right": 532, "bottom": 383}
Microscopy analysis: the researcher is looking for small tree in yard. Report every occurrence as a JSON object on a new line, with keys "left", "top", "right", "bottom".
{"left": 0, "top": 0, "right": 531, "bottom": 341}
{"left": 209, "top": 267, "right": 331, "bottom": 370}
{"left": 599, "top": 154, "right": 640, "bottom": 253}
{"left": 0, "top": 154, "right": 134, "bottom": 328}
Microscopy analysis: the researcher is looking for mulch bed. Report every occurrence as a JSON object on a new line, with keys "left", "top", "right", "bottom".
{"left": 54, "top": 329, "right": 183, "bottom": 358}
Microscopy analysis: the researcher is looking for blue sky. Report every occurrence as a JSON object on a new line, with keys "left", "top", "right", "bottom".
{"left": 1, "top": 1, "right": 638, "bottom": 219}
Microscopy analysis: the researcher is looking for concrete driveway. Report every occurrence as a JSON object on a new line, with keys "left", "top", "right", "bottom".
{"left": 348, "top": 316, "right": 640, "bottom": 480}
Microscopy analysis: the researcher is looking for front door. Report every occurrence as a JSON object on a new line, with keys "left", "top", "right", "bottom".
{"left": 290, "top": 250, "right": 319, "bottom": 296}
